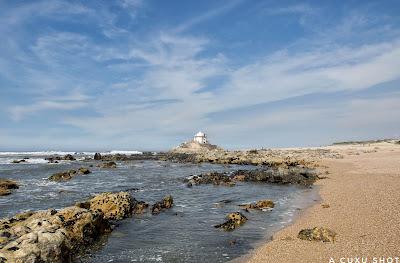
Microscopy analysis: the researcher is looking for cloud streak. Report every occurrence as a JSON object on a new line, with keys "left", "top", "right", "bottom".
{"left": 1, "top": 1, "right": 400, "bottom": 149}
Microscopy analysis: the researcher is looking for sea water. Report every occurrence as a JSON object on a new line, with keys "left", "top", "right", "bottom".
{"left": 0, "top": 153, "right": 318, "bottom": 263}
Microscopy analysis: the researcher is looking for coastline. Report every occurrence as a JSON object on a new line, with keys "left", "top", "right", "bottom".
{"left": 239, "top": 142, "right": 400, "bottom": 263}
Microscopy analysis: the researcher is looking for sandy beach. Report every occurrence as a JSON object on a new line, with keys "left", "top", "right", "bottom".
{"left": 243, "top": 142, "right": 400, "bottom": 263}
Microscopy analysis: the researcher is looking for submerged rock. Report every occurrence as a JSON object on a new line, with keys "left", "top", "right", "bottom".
{"left": 298, "top": 227, "right": 336, "bottom": 242}
{"left": 132, "top": 199, "right": 149, "bottom": 214}
{"left": 151, "top": 195, "right": 174, "bottom": 215}
{"left": 214, "top": 212, "right": 248, "bottom": 231}
{"left": 239, "top": 199, "right": 275, "bottom": 210}
{"left": 0, "top": 179, "right": 19, "bottom": 196}
{"left": 0, "top": 191, "right": 135, "bottom": 262}
{"left": 98, "top": 161, "right": 117, "bottom": 168}
{"left": 78, "top": 167, "right": 91, "bottom": 174}
{"left": 11, "top": 159, "right": 26, "bottom": 164}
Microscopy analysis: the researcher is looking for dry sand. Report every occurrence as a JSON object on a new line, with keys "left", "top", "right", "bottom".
{"left": 241, "top": 142, "right": 400, "bottom": 263}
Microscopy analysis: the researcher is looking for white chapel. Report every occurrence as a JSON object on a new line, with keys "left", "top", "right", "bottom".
{"left": 193, "top": 131, "right": 208, "bottom": 144}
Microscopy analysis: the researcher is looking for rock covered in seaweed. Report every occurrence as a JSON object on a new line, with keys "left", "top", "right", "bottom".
{"left": 85, "top": 192, "right": 134, "bottom": 220}
{"left": 98, "top": 161, "right": 117, "bottom": 168}
{"left": 48, "top": 168, "right": 91, "bottom": 182}
{"left": 132, "top": 199, "right": 149, "bottom": 214}
{"left": 239, "top": 200, "right": 275, "bottom": 210}
{"left": 298, "top": 227, "right": 336, "bottom": 242}
{"left": 0, "top": 179, "right": 19, "bottom": 196}
{"left": 214, "top": 212, "right": 248, "bottom": 231}
{"left": 151, "top": 195, "right": 174, "bottom": 215}
{"left": 185, "top": 168, "right": 318, "bottom": 187}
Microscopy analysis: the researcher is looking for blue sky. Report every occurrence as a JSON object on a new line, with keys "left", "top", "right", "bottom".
{"left": 1, "top": 0, "right": 400, "bottom": 151}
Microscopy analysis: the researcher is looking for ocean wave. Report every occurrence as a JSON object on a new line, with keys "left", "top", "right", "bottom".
{"left": 0, "top": 158, "right": 48, "bottom": 164}
{"left": 0, "top": 151, "right": 78, "bottom": 156}
{"left": 106, "top": 150, "right": 143, "bottom": 155}
{"left": 0, "top": 150, "right": 143, "bottom": 156}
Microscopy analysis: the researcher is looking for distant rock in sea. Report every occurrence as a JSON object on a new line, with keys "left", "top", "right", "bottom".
{"left": 172, "top": 131, "right": 222, "bottom": 154}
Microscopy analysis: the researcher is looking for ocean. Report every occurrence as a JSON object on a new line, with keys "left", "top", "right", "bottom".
{"left": 0, "top": 152, "right": 318, "bottom": 263}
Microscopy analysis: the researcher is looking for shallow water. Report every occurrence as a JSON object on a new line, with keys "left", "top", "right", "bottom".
{"left": 0, "top": 154, "right": 318, "bottom": 263}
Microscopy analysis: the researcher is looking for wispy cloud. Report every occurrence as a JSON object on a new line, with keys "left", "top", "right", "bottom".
{"left": 264, "top": 4, "right": 316, "bottom": 16}
{"left": 9, "top": 94, "right": 89, "bottom": 121}
{"left": 173, "top": 0, "right": 244, "bottom": 33}
{"left": 1, "top": 0, "right": 400, "bottom": 149}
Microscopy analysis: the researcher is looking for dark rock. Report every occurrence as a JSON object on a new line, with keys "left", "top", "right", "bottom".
{"left": 98, "top": 161, "right": 117, "bottom": 168}
{"left": 11, "top": 159, "right": 26, "bottom": 164}
{"left": 48, "top": 170, "right": 77, "bottom": 182}
{"left": 228, "top": 239, "right": 237, "bottom": 246}
{"left": 94, "top": 153, "right": 102, "bottom": 160}
{"left": 185, "top": 168, "right": 317, "bottom": 187}
{"left": 298, "top": 227, "right": 336, "bottom": 242}
{"left": 132, "top": 199, "right": 149, "bottom": 214}
{"left": 0, "top": 179, "right": 19, "bottom": 196}
{"left": 214, "top": 212, "right": 247, "bottom": 231}
{"left": 151, "top": 195, "right": 174, "bottom": 215}
{"left": 78, "top": 168, "right": 91, "bottom": 174}
{"left": 45, "top": 156, "right": 62, "bottom": 163}
{"left": 239, "top": 200, "right": 275, "bottom": 210}
{"left": 63, "top": 154, "right": 76, "bottom": 161}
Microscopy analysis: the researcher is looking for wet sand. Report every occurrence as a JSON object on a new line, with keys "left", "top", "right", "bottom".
{"left": 242, "top": 142, "right": 400, "bottom": 263}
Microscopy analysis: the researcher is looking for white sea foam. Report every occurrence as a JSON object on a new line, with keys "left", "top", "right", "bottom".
{"left": 0, "top": 158, "right": 48, "bottom": 164}
{"left": 0, "top": 150, "right": 143, "bottom": 156}
{"left": 0, "top": 151, "right": 78, "bottom": 156}
{"left": 106, "top": 150, "right": 142, "bottom": 155}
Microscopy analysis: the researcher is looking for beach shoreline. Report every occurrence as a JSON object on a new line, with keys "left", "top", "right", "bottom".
{"left": 239, "top": 142, "right": 400, "bottom": 263}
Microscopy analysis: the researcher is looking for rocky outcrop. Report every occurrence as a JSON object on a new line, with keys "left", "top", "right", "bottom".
{"left": 214, "top": 212, "right": 248, "bottom": 231}
{"left": 48, "top": 168, "right": 91, "bottom": 182}
{"left": 11, "top": 160, "right": 26, "bottom": 164}
{"left": 164, "top": 148, "right": 342, "bottom": 167}
{"left": 151, "top": 195, "right": 174, "bottom": 215}
{"left": 98, "top": 161, "right": 117, "bottom": 169}
{"left": 298, "top": 227, "right": 336, "bottom": 242}
{"left": 93, "top": 153, "right": 102, "bottom": 160}
{"left": 45, "top": 154, "right": 76, "bottom": 163}
{"left": 0, "top": 179, "right": 19, "bottom": 196}
{"left": 185, "top": 173, "right": 236, "bottom": 187}
{"left": 132, "top": 200, "right": 149, "bottom": 214}
{"left": 78, "top": 168, "right": 91, "bottom": 175}
{"left": 94, "top": 152, "right": 161, "bottom": 162}
{"left": 83, "top": 192, "right": 133, "bottom": 220}
{"left": 172, "top": 141, "right": 221, "bottom": 153}
{"left": 0, "top": 192, "right": 135, "bottom": 262}
{"left": 239, "top": 200, "right": 275, "bottom": 210}
{"left": 185, "top": 168, "right": 318, "bottom": 187}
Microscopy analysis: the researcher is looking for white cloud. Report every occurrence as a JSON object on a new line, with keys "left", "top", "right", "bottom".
{"left": 9, "top": 100, "right": 87, "bottom": 121}
{"left": 173, "top": 0, "right": 244, "bottom": 33}
{"left": 264, "top": 4, "right": 316, "bottom": 16}
{"left": 2, "top": 1, "right": 400, "bottom": 149}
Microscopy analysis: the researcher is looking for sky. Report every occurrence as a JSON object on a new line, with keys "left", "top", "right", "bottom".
{"left": 0, "top": 0, "right": 400, "bottom": 151}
